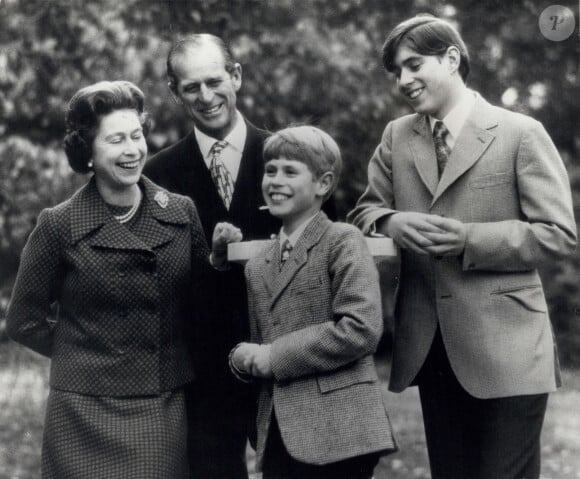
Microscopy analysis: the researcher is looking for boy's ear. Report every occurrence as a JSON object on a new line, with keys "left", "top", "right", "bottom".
{"left": 446, "top": 46, "right": 460, "bottom": 75}
{"left": 315, "top": 172, "right": 334, "bottom": 198}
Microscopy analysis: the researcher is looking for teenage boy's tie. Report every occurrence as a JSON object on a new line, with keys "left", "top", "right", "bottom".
{"left": 432, "top": 120, "right": 451, "bottom": 178}
{"left": 209, "top": 140, "right": 234, "bottom": 209}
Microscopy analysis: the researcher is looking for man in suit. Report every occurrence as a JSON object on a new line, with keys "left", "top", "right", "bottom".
{"left": 348, "top": 15, "right": 576, "bottom": 479}
{"left": 143, "top": 34, "right": 277, "bottom": 479}
{"left": 144, "top": 33, "right": 335, "bottom": 479}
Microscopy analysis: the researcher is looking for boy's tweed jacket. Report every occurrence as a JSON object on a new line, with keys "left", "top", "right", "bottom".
{"left": 7, "top": 176, "right": 210, "bottom": 396}
{"left": 348, "top": 94, "right": 577, "bottom": 398}
{"left": 245, "top": 211, "right": 396, "bottom": 469}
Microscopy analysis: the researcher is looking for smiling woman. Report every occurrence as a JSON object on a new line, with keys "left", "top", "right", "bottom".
{"left": 5, "top": 80, "right": 211, "bottom": 478}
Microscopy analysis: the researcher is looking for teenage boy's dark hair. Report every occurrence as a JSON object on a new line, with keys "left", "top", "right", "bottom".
{"left": 382, "top": 15, "right": 470, "bottom": 82}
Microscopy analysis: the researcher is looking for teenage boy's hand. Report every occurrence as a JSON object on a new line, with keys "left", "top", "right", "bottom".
{"left": 381, "top": 212, "right": 445, "bottom": 254}
{"left": 211, "top": 222, "right": 243, "bottom": 268}
{"left": 421, "top": 216, "right": 467, "bottom": 256}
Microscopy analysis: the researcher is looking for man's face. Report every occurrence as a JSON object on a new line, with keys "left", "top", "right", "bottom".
{"left": 171, "top": 43, "right": 242, "bottom": 139}
{"left": 392, "top": 40, "right": 456, "bottom": 119}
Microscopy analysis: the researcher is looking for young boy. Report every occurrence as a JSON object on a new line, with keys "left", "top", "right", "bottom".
{"left": 214, "top": 126, "right": 396, "bottom": 479}
{"left": 348, "top": 14, "right": 576, "bottom": 479}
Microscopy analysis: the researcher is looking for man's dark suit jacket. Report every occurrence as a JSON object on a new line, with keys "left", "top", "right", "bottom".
{"left": 143, "top": 119, "right": 280, "bottom": 478}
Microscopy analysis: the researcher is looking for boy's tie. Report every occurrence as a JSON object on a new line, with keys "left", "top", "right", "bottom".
{"left": 209, "top": 140, "right": 234, "bottom": 209}
{"left": 280, "top": 239, "right": 293, "bottom": 269}
{"left": 432, "top": 120, "right": 451, "bottom": 178}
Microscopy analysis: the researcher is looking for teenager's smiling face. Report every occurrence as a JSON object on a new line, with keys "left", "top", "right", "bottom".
{"left": 171, "top": 42, "right": 242, "bottom": 140}
{"left": 262, "top": 157, "right": 328, "bottom": 235}
{"left": 393, "top": 40, "right": 457, "bottom": 119}
{"left": 91, "top": 108, "right": 147, "bottom": 193}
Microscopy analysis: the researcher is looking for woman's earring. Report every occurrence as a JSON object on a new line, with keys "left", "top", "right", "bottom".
{"left": 87, "top": 161, "right": 93, "bottom": 168}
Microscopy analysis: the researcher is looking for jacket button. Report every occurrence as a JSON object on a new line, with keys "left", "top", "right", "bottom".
{"left": 119, "top": 309, "right": 129, "bottom": 318}
{"left": 118, "top": 265, "right": 127, "bottom": 277}
{"left": 146, "top": 343, "right": 157, "bottom": 353}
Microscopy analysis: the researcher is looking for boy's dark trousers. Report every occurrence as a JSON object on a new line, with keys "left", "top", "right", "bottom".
{"left": 262, "top": 414, "right": 380, "bottom": 479}
{"left": 417, "top": 328, "right": 548, "bottom": 479}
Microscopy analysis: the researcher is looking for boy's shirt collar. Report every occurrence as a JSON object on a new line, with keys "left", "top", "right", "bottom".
{"left": 429, "top": 88, "right": 476, "bottom": 149}
{"left": 279, "top": 213, "right": 319, "bottom": 248}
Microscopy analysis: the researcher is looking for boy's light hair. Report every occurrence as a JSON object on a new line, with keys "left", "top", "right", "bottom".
{"left": 263, "top": 126, "right": 342, "bottom": 199}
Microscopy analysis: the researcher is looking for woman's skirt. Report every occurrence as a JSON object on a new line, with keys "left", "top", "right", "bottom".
{"left": 41, "top": 387, "right": 188, "bottom": 479}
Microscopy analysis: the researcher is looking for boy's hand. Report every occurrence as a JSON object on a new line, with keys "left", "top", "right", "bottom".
{"left": 211, "top": 222, "right": 243, "bottom": 268}
{"left": 231, "top": 342, "right": 254, "bottom": 374}
{"left": 381, "top": 212, "right": 444, "bottom": 254}
{"left": 421, "top": 216, "right": 467, "bottom": 257}
{"left": 250, "top": 344, "right": 273, "bottom": 378}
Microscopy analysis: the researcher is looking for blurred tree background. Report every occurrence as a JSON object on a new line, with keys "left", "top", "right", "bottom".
{"left": 0, "top": 0, "right": 579, "bottom": 362}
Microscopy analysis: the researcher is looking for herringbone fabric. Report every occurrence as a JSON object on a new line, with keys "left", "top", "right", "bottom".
{"left": 209, "top": 140, "right": 234, "bottom": 209}
{"left": 432, "top": 120, "right": 450, "bottom": 178}
{"left": 244, "top": 212, "right": 396, "bottom": 470}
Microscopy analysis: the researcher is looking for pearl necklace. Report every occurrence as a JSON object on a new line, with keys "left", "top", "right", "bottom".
{"left": 114, "top": 189, "right": 142, "bottom": 224}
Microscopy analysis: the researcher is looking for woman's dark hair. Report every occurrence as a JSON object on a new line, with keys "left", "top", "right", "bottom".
{"left": 382, "top": 14, "right": 470, "bottom": 82}
{"left": 63, "top": 81, "right": 150, "bottom": 173}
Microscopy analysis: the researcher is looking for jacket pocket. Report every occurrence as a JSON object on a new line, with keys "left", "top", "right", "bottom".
{"left": 490, "top": 284, "right": 547, "bottom": 313}
{"left": 470, "top": 172, "right": 511, "bottom": 188}
{"left": 316, "top": 358, "right": 378, "bottom": 394}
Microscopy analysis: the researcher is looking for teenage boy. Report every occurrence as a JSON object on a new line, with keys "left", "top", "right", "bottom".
{"left": 215, "top": 126, "right": 396, "bottom": 479}
{"left": 348, "top": 14, "right": 576, "bottom": 479}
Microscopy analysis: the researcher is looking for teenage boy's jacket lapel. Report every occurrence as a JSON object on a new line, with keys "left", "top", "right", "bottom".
{"left": 409, "top": 94, "right": 497, "bottom": 204}
{"left": 265, "top": 212, "right": 331, "bottom": 311}
{"left": 433, "top": 96, "right": 497, "bottom": 204}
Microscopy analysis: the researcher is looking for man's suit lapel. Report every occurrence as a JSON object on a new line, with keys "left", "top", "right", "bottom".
{"left": 229, "top": 121, "right": 267, "bottom": 218}
{"left": 410, "top": 116, "right": 439, "bottom": 197}
{"left": 433, "top": 96, "right": 497, "bottom": 204}
{"left": 267, "top": 212, "right": 331, "bottom": 311}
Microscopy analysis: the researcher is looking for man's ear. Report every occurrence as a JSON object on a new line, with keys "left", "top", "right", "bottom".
{"left": 446, "top": 46, "right": 460, "bottom": 75}
{"left": 230, "top": 63, "right": 243, "bottom": 92}
{"left": 168, "top": 82, "right": 182, "bottom": 105}
{"left": 316, "top": 172, "right": 334, "bottom": 198}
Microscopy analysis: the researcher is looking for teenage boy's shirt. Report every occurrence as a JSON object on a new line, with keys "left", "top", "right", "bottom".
{"left": 428, "top": 88, "right": 476, "bottom": 149}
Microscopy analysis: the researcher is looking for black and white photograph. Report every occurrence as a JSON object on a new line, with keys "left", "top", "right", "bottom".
{"left": 0, "top": 1, "right": 579, "bottom": 478}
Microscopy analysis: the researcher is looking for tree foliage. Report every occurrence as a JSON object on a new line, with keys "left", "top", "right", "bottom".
{"left": 1, "top": 0, "right": 578, "bottom": 361}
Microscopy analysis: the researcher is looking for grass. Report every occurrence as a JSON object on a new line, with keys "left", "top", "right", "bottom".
{"left": 1, "top": 342, "right": 579, "bottom": 479}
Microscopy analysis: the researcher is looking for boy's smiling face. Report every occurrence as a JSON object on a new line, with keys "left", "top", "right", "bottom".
{"left": 393, "top": 40, "right": 459, "bottom": 119}
{"left": 262, "top": 157, "right": 330, "bottom": 235}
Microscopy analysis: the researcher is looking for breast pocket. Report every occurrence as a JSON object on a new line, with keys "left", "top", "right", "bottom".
{"left": 469, "top": 172, "right": 516, "bottom": 222}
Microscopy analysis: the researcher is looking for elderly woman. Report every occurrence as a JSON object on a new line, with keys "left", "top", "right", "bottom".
{"left": 6, "top": 81, "right": 209, "bottom": 478}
